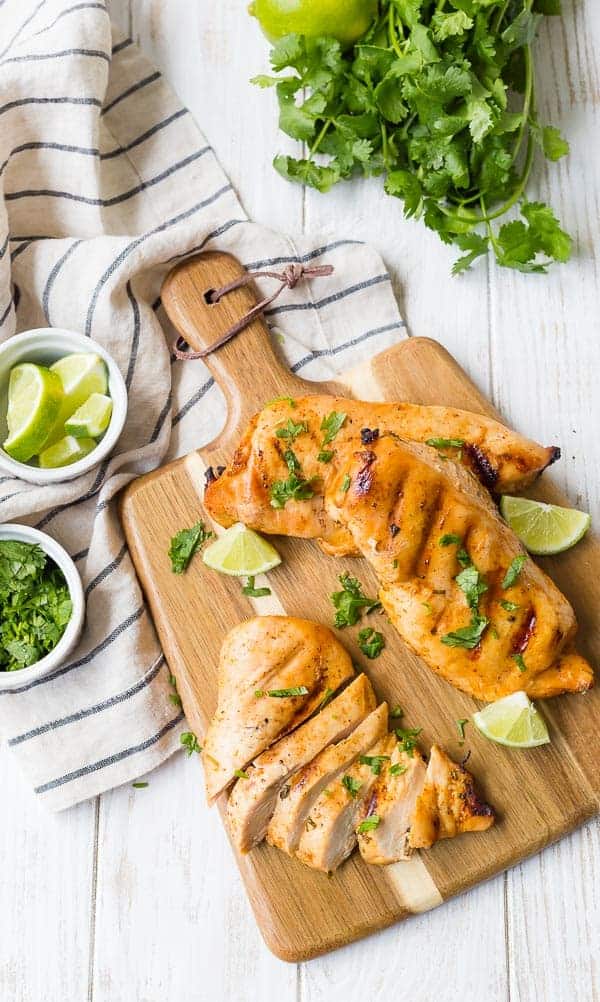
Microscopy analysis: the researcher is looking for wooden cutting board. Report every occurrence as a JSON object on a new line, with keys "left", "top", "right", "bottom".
{"left": 121, "top": 252, "right": 600, "bottom": 962}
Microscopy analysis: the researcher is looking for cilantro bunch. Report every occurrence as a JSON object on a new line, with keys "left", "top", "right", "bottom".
{"left": 253, "top": 0, "right": 571, "bottom": 274}
{"left": 0, "top": 541, "right": 73, "bottom": 671}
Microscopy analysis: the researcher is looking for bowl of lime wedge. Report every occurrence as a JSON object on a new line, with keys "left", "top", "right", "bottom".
{"left": 0, "top": 328, "right": 127, "bottom": 484}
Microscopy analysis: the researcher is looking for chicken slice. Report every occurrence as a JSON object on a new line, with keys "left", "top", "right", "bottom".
{"left": 226, "top": 673, "right": 376, "bottom": 853}
{"left": 357, "top": 743, "right": 428, "bottom": 866}
{"left": 203, "top": 617, "right": 354, "bottom": 803}
{"left": 326, "top": 434, "right": 594, "bottom": 701}
{"left": 409, "top": 745, "right": 495, "bottom": 849}
{"left": 204, "top": 395, "right": 560, "bottom": 556}
{"left": 267, "top": 703, "right": 388, "bottom": 857}
{"left": 295, "top": 733, "right": 397, "bottom": 873}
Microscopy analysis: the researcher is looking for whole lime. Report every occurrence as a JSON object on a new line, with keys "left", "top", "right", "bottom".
{"left": 249, "top": 0, "right": 378, "bottom": 48}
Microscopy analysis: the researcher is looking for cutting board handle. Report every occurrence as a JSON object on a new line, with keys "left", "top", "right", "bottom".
{"left": 162, "top": 251, "right": 301, "bottom": 445}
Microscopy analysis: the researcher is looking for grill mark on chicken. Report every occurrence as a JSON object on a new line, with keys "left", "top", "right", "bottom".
{"left": 513, "top": 608, "right": 537, "bottom": 654}
{"left": 354, "top": 450, "right": 377, "bottom": 496}
{"left": 464, "top": 443, "right": 499, "bottom": 491}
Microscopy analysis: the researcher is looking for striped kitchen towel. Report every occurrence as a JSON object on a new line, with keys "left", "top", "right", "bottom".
{"left": 0, "top": 0, "right": 406, "bottom": 810}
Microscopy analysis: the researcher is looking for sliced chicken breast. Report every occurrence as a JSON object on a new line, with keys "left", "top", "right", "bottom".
{"left": 409, "top": 744, "right": 495, "bottom": 849}
{"left": 226, "top": 673, "right": 376, "bottom": 853}
{"left": 357, "top": 744, "right": 428, "bottom": 865}
{"left": 267, "top": 703, "right": 389, "bottom": 857}
{"left": 203, "top": 616, "right": 354, "bottom": 802}
{"left": 296, "top": 733, "right": 397, "bottom": 873}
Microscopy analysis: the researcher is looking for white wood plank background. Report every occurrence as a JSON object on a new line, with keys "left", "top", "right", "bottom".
{"left": 2, "top": 2, "right": 599, "bottom": 999}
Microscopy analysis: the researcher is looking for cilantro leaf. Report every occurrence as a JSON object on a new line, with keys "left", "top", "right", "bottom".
{"left": 502, "top": 554, "right": 527, "bottom": 589}
{"left": 357, "top": 627, "right": 386, "bottom": 659}
{"left": 357, "top": 815, "right": 380, "bottom": 833}
{"left": 331, "top": 572, "right": 381, "bottom": 628}
{"left": 320, "top": 410, "right": 347, "bottom": 444}
{"left": 169, "top": 522, "right": 213, "bottom": 574}
{"left": 180, "top": 732, "right": 202, "bottom": 756}
{"left": 359, "top": 754, "right": 391, "bottom": 775}
{"left": 342, "top": 775, "right": 363, "bottom": 798}
{"left": 275, "top": 418, "right": 308, "bottom": 441}
{"left": 441, "top": 614, "right": 489, "bottom": 649}
{"left": 242, "top": 575, "right": 271, "bottom": 598}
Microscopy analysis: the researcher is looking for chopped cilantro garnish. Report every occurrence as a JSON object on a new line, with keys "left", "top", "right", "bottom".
{"left": 426, "top": 437, "right": 465, "bottom": 449}
{"left": 0, "top": 540, "right": 73, "bottom": 672}
{"left": 168, "top": 521, "right": 213, "bottom": 574}
{"left": 357, "top": 627, "right": 385, "bottom": 659}
{"left": 390, "top": 705, "right": 404, "bottom": 719}
{"left": 266, "top": 396, "right": 295, "bottom": 408}
{"left": 331, "top": 572, "right": 381, "bottom": 628}
{"left": 359, "top": 754, "right": 391, "bottom": 776}
{"left": 389, "top": 763, "right": 407, "bottom": 777}
{"left": 317, "top": 449, "right": 334, "bottom": 463}
{"left": 503, "top": 555, "right": 527, "bottom": 589}
{"left": 456, "top": 718, "right": 468, "bottom": 741}
{"left": 234, "top": 769, "right": 249, "bottom": 780}
{"left": 132, "top": 781, "right": 149, "bottom": 789}
{"left": 395, "top": 726, "right": 422, "bottom": 757}
{"left": 513, "top": 653, "right": 528, "bottom": 672}
{"left": 442, "top": 614, "right": 489, "bottom": 650}
{"left": 500, "top": 599, "right": 520, "bottom": 612}
{"left": 439, "top": 533, "right": 462, "bottom": 547}
{"left": 269, "top": 450, "right": 316, "bottom": 509}
{"left": 357, "top": 815, "right": 380, "bottom": 834}
{"left": 180, "top": 731, "right": 202, "bottom": 756}
{"left": 341, "top": 474, "right": 351, "bottom": 493}
{"left": 456, "top": 565, "right": 488, "bottom": 610}
{"left": 266, "top": 686, "right": 310, "bottom": 697}
{"left": 342, "top": 775, "right": 363, "bottom": 798}
{"left": 275, "top": 418, "right": 308, "bottom": 441}
{"left": 320, "top": 410, "right": 347, "bottom": 444}
{"left": 457, "top": 548, "right": 471, "bottom": 568}
{"left": 242, "top": 575, "right": 271, "bottom": 598}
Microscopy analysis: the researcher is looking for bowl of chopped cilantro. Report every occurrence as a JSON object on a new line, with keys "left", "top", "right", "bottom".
{"left": 0, "top": 523, "right": 85, "bottom": 689}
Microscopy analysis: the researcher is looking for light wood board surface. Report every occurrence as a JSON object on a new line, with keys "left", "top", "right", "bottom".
{"left": 2, "top": 0, "right": 599, "bottom": 999}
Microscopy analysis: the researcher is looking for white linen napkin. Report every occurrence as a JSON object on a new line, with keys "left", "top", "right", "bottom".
{"left": 0, "top": 0, "right": 406, "bottom": 810}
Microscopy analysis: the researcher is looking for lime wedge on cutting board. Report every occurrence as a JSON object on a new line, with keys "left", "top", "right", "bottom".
{"left": 202, "top": 523, "right": 281, "bottom": 576}
{"left": 3, "top": 363, "right": 64, "bottom": 462}
{"left": 500, "top": 495, "right": 591, "bottom": 555}
{"left": 473, "top": 692, "right": 550, "bottom": 748}
{"left": 38, "top": 435, "right": 97, "bottom": 469}
{"left": 65, "top": 393, "right": 113, "bottom": 439}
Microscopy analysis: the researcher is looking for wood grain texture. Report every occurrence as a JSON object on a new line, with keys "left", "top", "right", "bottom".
{"left": 120, "top": 251, "right": 600, "bottom": 962}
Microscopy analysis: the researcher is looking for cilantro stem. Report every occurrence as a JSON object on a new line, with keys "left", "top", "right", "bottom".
{"left": 387, "top": 5, "right": 403, "bottom": 58}
{"left": 311, "top": 119, "right": 332, "bottom": 156}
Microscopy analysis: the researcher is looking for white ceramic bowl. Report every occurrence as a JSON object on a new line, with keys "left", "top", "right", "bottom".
{"left": 0, "top": 328, "right": 128, "bottom": 484}
{"left": 0, "top": 523, "right": 85, "bottom": 690}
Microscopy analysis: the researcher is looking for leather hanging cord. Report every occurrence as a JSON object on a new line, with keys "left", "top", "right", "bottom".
{"left": 171, "top": 263, "right": 334, "bottom": 360}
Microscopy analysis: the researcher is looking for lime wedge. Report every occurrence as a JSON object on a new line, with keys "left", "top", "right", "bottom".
{"left": 3, "top": 363, "right": 64, "bottom": 462}
{"left": 47, "top": 353, "right": 108, "bottom": 445}
{"left": 38, "top": 435, "right": 97, "bottom": 469}
{"left": 473, "top": 691, "right": 550, "bottom": 748}
{"left": 500, "top": 495, "right": 591, "bottom": 556}
{"left": 202, "top": 522, "right": 281, "bottom": 576}
{"left": 65, "top": 393, "right": 113, "bottom": 439}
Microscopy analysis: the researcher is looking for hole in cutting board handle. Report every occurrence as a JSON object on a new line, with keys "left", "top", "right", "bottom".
{"left": 204, "top": 288, "right": 218, "bottom": 305}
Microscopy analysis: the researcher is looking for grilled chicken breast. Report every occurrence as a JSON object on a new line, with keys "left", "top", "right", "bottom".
{"left": 204, "top": 395, "right": 559, "bottom": 556}
{"left": 357, "top": 744, "right": 428, "bottom": 865}
{"left": 326, "top": 435, "right": 593, "bottom": 701}
{"left": 409, "top": 745, "right": 495, "bottom": 849}
{"left": 203, "top": 617, "right": 354, "bottom": 803}
{"left": 296, "top": 733, "right": 397, "bottom": 873}
{"left": 267, "top": 703, "right": 389, "bottom": 856}
{"left": 226, "top": 673, "right": 376, "bottom": 853}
